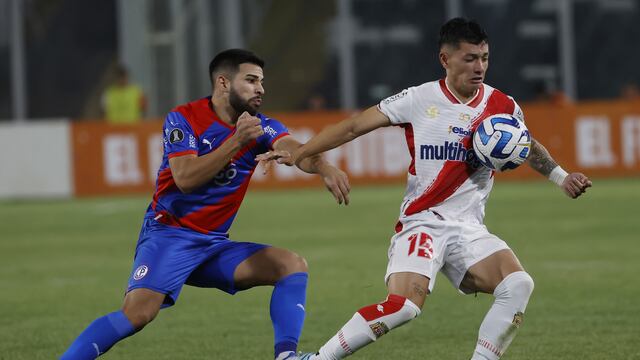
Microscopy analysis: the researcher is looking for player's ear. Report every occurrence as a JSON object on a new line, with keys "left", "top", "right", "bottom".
{"left": 439, "top": 50, "right": 449, "bottom": 68}
{"left": 216, "top": 74, "right": 231, "bottom": 92}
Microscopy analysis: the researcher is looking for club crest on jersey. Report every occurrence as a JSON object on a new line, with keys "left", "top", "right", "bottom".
{"left": 169, "top": 128, "right": 184, "bottom": 144}
{"left": 419, "top": 141, "right": 482, "bottom": 168}
{"left": 133, "top": 265, "right": 149, "bottom": 280}
{"left": 426, "top": 105, "right": 439, "bottom": 118}
{"left": 459, "top": 113, "right": 471, "bottom": 122}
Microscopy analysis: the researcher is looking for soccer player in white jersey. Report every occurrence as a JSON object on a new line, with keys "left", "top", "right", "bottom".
{"left": 259, "top": 18, "right": 592, "bottom": 359}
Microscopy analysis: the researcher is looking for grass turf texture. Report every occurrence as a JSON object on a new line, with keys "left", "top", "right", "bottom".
{"left": 1, "top": 179, "right": 639, "bottom": 359}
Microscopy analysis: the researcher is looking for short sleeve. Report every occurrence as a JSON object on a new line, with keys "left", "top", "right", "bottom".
{"left": 258, "top": 115, "right": 290, "bottom": 150}
{"left": 378, "top": 88, "right": 414, "bottom": 125}
{"left": 509, "top": 97, "right": 525, "bottom": 123}
{"left": 163, "top": 111, "right": 198, "bottom": 158}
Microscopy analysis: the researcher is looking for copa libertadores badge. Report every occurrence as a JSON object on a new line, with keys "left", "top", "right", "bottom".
{"left": 169, "top": 128, "right": 184, "bottom": 144}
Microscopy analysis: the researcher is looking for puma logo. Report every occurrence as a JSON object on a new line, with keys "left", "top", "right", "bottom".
{"left": 202, "top": 138, "right": 214, "bottom": 149}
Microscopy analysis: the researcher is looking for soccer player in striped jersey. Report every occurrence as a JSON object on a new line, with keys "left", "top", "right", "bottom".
{"left": 60, "top": 49, "right": 350, "bottom": 360}
{"left": 261, "top": 18, "right": 592, "bottom": 360}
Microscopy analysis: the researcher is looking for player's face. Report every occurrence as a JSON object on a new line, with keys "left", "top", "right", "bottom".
{"left": 229, "top": 63, "right": 265, "bottom": 116}
{"left": 440, "top": 41, "right": 489, "bottom": 97}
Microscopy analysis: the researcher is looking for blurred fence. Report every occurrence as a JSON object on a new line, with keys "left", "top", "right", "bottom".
{"left": 1, "top": 100, "right": 639, "bottom": 199}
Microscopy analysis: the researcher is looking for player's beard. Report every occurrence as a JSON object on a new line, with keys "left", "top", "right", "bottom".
{"left": 229, "top": 87, "right": 260, "bottom": 116}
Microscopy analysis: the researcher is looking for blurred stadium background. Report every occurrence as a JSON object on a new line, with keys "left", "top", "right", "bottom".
{"left": 1, "top": 0, "right": 639, "bottom": 359}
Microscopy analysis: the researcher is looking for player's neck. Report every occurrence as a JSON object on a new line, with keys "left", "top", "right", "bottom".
{"left": 445, "top": 78, "right": 478, "bottom": 104}
{"left": 211, "top": 96, "right": 239, "bottom": 126}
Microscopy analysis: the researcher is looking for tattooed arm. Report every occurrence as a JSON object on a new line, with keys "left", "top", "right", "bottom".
{"left": 528, "top": 138, "right": 592, "bottom": 198}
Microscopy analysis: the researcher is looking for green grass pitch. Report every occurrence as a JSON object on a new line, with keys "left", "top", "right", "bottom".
{"left": 1, "top": 179, "right": 639, "bottom": 359}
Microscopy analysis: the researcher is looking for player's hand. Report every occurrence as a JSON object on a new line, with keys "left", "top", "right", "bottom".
{"left": 255, "top": 150, "right": 291, "bottom": 175}
{"left": 255, "top": 149, "right": 296, "bottom": 167}
{"left": 319, "top": 164, "right": 351, "bottom": 205}
{"left": 233, "top": 112, "right": 263, "bottom": 146}
{"left": 561, "top": 172, "right": 592, "bottom": 199}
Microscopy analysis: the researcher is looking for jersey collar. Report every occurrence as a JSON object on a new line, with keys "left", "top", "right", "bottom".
{"left": 439, "top": 78, "right": 484, "bottom": 108}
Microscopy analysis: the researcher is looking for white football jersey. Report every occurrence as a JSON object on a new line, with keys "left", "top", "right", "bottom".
{"left": 378, "top": 79, "right": 524, "bottom": 226}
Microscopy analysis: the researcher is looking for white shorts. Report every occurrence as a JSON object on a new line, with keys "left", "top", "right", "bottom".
{"left": 385, "top": 212, "right": 510, "bottom": 294}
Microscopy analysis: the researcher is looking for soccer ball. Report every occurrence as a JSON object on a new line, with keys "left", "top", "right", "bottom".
{"left": 472, "top": 114, "right": 531, "bottom": 171}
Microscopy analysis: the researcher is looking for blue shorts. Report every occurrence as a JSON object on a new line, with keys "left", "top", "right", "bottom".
{"left": 126, "top": 217, "right": 269, "bottom": 307}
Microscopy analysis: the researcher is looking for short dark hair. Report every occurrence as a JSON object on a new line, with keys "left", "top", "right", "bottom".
{"left": 438, "top": 18, "right": 488, "bottom": 49}
{"left": 208, "top": 49, "right": 265, "bottom": 83}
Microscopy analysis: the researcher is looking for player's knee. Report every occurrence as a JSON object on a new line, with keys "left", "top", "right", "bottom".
{"left": 510, "top": 271, "right": 534, "bottom": 299}
{"left": 496, "top": 271, "right": 534, "bottom": 307}
{"left": 276, "top": 251, "right": 308, "bottom": 278}
{"left": 122, "top": 304, "right": 160, "bottom": 330}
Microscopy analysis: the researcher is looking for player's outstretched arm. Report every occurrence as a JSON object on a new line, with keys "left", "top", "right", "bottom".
{"left": 266, "top": 136, "right": 351, "bottom": 205}
{"left": 294, "top": 106, "right": 392, "bottom": 165}
{"left": 170, "top": 112, "right": 263, "bottom": 193}
{"left": 527, "top": 138, "right": 592, "bottom": 198}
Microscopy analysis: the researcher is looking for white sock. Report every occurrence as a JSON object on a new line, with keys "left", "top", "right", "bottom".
{"left": 471, "top": 271, "right": 534, "bottom": 360}
{"left": 314, "top": 295, "right": 420, "bottom": 360}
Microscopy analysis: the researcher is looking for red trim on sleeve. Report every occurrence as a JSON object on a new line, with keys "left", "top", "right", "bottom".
{"left": 270, "top": 132, "right": 290, "bottom": 149}
{"left": 168, "top": 150, "right": 197, "bottom": 159}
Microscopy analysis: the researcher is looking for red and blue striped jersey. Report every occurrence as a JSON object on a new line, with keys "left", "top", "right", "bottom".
{"left": 146, "top": 96, "right": 289, "bottom": 235}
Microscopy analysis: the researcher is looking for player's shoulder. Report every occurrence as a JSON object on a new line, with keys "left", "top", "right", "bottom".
{"left": 258, "top": 113, "right": 286, "bottom": 126}
{"left": 483, "top": 83, "right": 518, "bottom": 104}
{"left": 381, "top": 80, "right": 436, "bottom": 106}
{"left": 170, "top": 97, "right": 211, "bottom": 122}
{"left": 482, "top": 83, "right": 523, "bottom": 119}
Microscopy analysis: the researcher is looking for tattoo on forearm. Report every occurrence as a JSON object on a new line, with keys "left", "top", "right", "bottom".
{"left": 528, "top": 139, "right": 558, "bottom": 176}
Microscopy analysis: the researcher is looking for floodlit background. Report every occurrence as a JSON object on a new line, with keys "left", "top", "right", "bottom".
{"left": 1, "top": 0, "right": 639, "bottom": 359}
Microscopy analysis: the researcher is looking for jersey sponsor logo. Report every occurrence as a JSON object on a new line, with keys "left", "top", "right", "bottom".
{"left": 189, "top": 134, "right": 196, "bottom": 148}
{"left": 168, "top": 128, "right": 184, "bottom": 144}
{"left": 213, "top": 163, "right": 238, "bottom": 186}
{"left": 382, "top": 89, "right": 408, "bottom": 105}
{"left": 448, "top": 125, "right": 472, "bottom": 137}
{"left": 133, "top": 265, "right": 149, "bottom": 280}
{"left": 264, "top": 125, "right": 277, "bottom": 137}
{"left": 419, "top": 141, "right": 482, "bottom": 168}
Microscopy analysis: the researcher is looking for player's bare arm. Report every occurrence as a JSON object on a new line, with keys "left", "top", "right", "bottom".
{"left": 268, "top": 136, "right": 351, "bottom": 205}
{"left": 169, "top": 112, "right": 263, "bottom": 193}
{"left": 295, "top": 105, "right": 392, "bottom": 164}
{"left": 527, "top": 138, "right": 592, "bottom": 199}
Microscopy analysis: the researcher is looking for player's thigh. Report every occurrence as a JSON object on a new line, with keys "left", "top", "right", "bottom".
{"left": 185, "top": 241, "right": 267, "bottom": 292}
{"left": 461, "top": 248, "right": 524, "bottom": 294}
{"left": 385, "top": 218, "right": 449, "bottom": 306}
{"left": 233, "top": 246, "right": 308, "bottom": 289}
